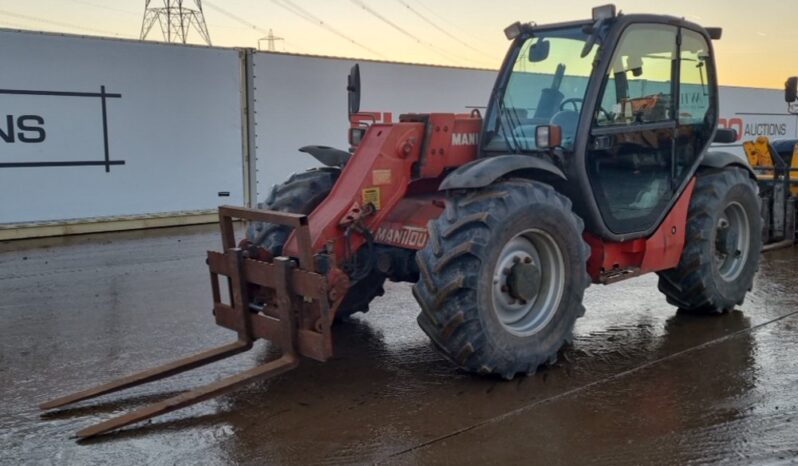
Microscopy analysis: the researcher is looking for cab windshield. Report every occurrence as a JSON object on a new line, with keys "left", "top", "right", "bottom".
{"left": 483, "top": 26, "right": 599, "bottom": 152}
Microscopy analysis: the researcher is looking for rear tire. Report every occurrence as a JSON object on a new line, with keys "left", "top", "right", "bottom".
{"left": 247, "top": 167, "right": 386, "bottom": 320}
{"left": 657, "top": 167, "right": 762, "bottom": 314}
{"left": 413, "top": 180, "right": 590, "bottom": 379}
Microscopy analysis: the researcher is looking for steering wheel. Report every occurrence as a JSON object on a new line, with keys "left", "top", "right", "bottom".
{"left": 560, "top": 98, "right": 613, "bottom": 122}
{"left": 559, "top": 98, "right": 584, "bottom": 112}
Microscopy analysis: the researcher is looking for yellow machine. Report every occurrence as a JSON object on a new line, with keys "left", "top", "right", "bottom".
{"left": 744, "top": 136, "right": 798, "bottom": 196}
{"left": 743, "top": 135, "right": 797, "bottom": 248}
{"left": 739, "top": 76, "right": 798, "bottom": 250}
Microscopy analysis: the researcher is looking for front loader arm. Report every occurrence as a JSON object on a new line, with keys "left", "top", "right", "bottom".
{"left": 284, "top": 122, "right": 423, "bottom": 260}
{"left": 283, "top": 113, "right": 482, "bottom": 263}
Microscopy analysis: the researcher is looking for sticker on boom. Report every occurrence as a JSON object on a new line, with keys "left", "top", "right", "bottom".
{"left": 362, "top": 187, "right": 381, "bottom": 209}
{"left": 372, "top": 169, "right": 392, "bottom": 185}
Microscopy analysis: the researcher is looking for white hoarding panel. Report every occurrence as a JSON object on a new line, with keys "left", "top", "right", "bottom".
{"left": 252, "top": 53, "right": 496, "bottom": 198}
{"left": 0, "top": 29, "right": 243, "bottom": 224}
{"left": 715, "top": 87, "right": 798, "bottom": 157}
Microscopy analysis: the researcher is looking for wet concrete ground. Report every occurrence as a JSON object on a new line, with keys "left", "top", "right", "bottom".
{"left": 1, "top": 224, "right": 797, "bottom": 465}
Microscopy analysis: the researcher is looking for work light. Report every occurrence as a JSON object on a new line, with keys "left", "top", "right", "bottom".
{"left": 504, "top": 22, "right": 522, "bottom": 40}
{"left": 592, "top": 4, "right": 616, "bottom": 21}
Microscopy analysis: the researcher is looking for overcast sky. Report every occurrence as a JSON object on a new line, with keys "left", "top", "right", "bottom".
{"left": 0, "top": 0, "right": 793, "bottom": 89}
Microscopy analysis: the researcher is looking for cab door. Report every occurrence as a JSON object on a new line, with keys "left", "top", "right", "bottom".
{"left": 587, "top": 24, "right": 679, "bottom": 235}
{"left": 674, "top": 29, "right": 716, "bottom": 185}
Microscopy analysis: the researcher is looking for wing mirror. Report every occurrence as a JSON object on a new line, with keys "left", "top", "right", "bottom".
{"left": 713, "top": 128, "right": 737, "bottom": 144}
{"left": 347, "top": 64, "right": 361, "bottom": 116}
{"left": 529, "top": 40, "right": 550, "bottom": 63}
{"left": 785, "top": 76, "right": 797, "bottom": 104}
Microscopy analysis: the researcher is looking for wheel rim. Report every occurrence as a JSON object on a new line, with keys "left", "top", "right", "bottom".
{"left": 714, "top": 201, "right": 750, "bottom": 282}
{"left": 491, "top": 229, "right": 565, "bottom": 337}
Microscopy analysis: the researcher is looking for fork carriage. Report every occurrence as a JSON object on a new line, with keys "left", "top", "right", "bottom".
{"left": 41, "top": 206, "right": 335, "bottom": 439}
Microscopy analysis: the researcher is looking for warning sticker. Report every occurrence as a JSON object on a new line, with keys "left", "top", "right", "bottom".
{"left": 372, "top": 169, "right": 392, "bottom": 185}
{"left": 362, "top": 187, "right": 381, "bottom": 209}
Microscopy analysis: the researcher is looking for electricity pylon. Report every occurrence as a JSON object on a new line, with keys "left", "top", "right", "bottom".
{"left": 258, "top": 29, "right": 284, "bottom": 51}
{"left": 140, "top": 0, "right": 211, "bottom": 45}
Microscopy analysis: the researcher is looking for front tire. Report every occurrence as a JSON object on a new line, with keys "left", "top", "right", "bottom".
{"left": 247, "top": 167, "right": 386, "bottom": 320}
{"left": 413, "top": 180, "right": 590, "bottom": 379}
{"left": 658, "top": 167, "right": 762, "bottom": 314}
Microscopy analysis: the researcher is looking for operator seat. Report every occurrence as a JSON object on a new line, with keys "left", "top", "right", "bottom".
{"left": 550, "top": 110, "right": 579, "bottom": 147}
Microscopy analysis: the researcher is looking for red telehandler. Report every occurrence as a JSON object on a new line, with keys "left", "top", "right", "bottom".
{"left": 43, "top": 5, "right": 763, "bottom": 438}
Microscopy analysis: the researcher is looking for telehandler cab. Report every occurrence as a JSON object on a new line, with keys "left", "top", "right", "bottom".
{"left": 43, "top": 5, "right": 762, "bottom": 438}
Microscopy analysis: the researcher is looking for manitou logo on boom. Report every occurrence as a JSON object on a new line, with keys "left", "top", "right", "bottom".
{"left": 451, "top": 132, "right": 479, "bottom": 146}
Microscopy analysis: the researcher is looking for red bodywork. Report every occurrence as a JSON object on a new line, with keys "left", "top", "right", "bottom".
{"left": 284, "top": 113, "right": 481, "bottom": 261}
{"left": 285, "top": 112, "right": 694, "bottom": 309}
{"left": 584, "top": 179, "right": 695, "bottom": 284}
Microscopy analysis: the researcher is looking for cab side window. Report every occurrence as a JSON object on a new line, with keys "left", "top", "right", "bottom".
{"left": 595, "top": 25, "right": 676, "bottom": 127}
{"left": 678, "top": 31, "right": 712, "bottom": 125}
